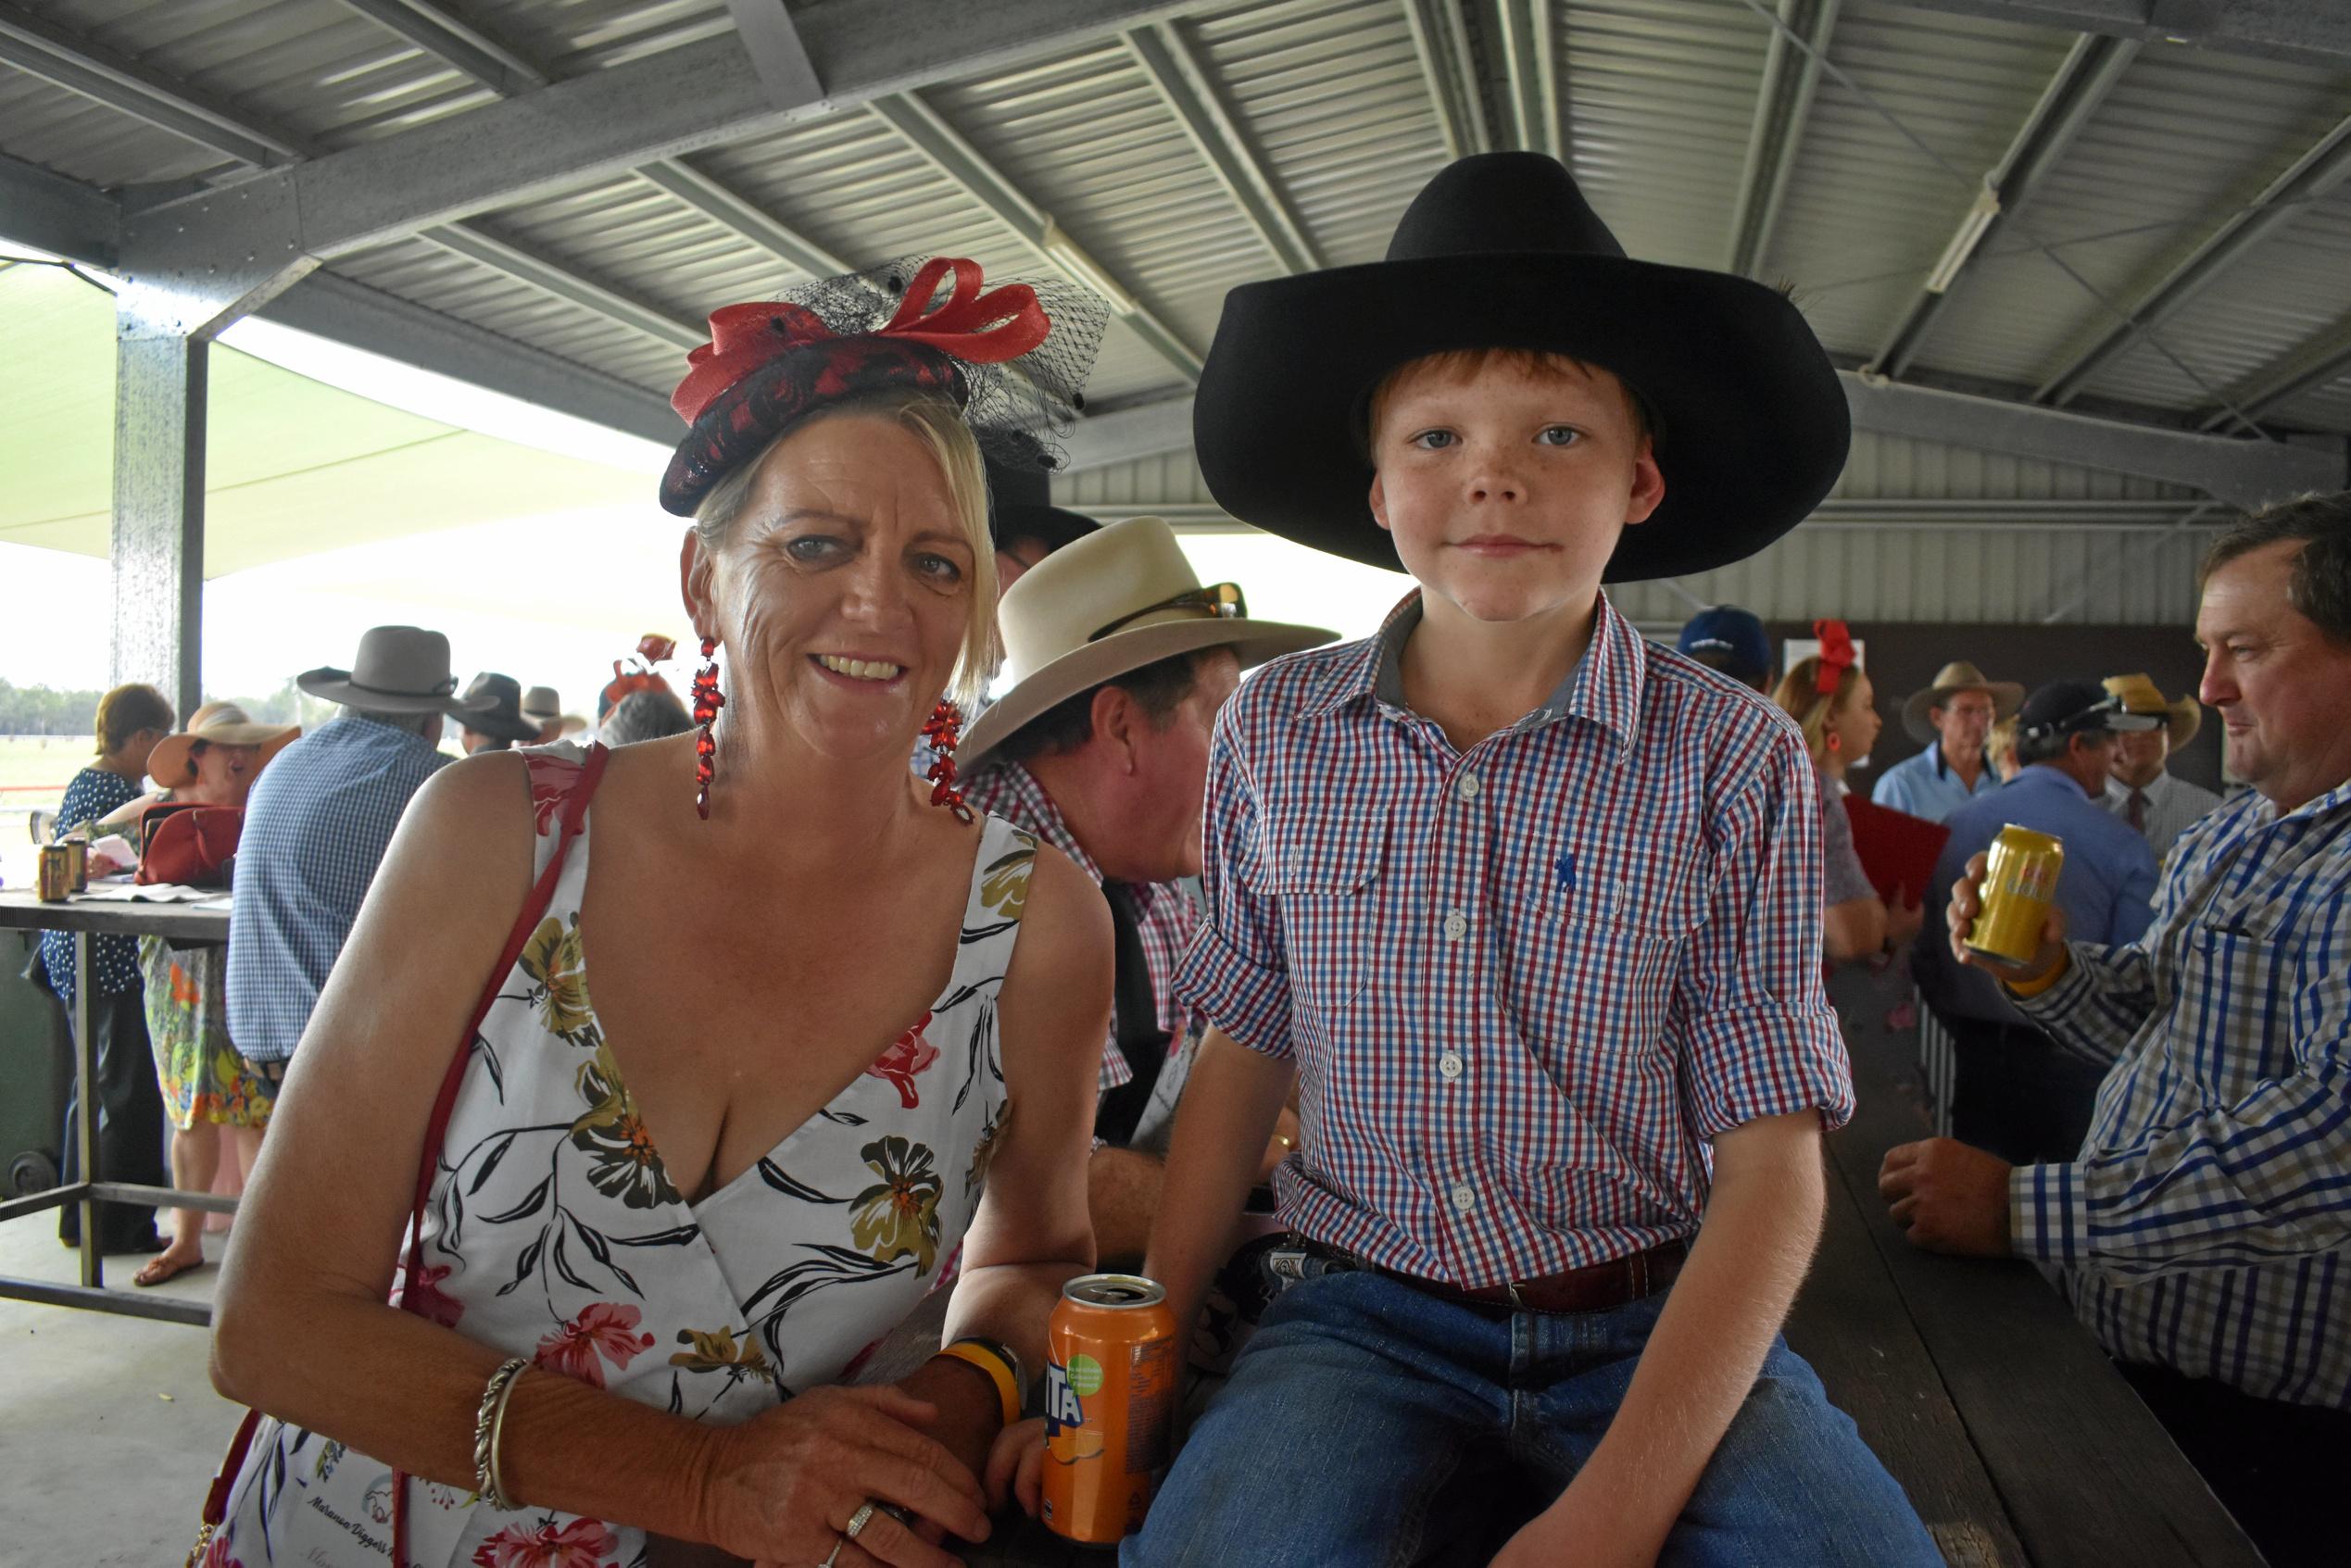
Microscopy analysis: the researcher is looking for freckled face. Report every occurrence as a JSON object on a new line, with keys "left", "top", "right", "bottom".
{"left": 1367, "top": 358, "right": 1664, "bottom": 626}
{"left": 694, "top": 414, "right": 977, "bottom": 761}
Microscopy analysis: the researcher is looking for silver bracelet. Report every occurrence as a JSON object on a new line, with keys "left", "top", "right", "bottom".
{"left": 472, "top": 1357, "right": 531, "bottom": 1510}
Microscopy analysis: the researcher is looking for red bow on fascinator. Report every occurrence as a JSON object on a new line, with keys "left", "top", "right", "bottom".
{"left": 1813, "top": 620, "right": 1856, "bottom": 697}
{"left": 602, "top": 633, "right": 679, "bottom": 713}
{"left": 671, "top": 258, "right": 1051, "bottom": 423}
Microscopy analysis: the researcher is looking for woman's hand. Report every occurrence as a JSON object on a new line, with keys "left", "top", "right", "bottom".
{"left": 1882, "top": 885, "right": 1925, "bottom": 951}
{"left": 984, "top": 1416, "right": 1050, "bottom": 1521}
{"left": 698, "top": 1385, "right": 990, "bottom": 1567}
{"left": 1256, "top": 1105, "right": 1301, "bottom": 1183}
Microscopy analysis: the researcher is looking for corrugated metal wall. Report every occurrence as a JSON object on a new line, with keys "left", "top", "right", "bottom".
{"left": 1055, "top": 428, "right": 2218, "bottom": 626}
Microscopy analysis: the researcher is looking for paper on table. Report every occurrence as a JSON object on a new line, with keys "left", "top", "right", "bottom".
{"left": 76, "top": 882, "right": 218, "bottom": 903}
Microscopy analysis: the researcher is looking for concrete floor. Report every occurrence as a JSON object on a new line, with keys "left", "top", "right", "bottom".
{"left": 0, "top": 1210, "right": 240, "bottom": 1564}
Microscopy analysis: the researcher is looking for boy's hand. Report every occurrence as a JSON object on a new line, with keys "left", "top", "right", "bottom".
{"left": 1879, "top": 1138, "right": 2013, "bottom": 1256}
{"left": 1490, "top": 1478, "right": 1664, "bottom": 1568}
{"left": 1946, "top": 853, "right": 2068, "bottom": 984}
{"left": 984, "top": 1416, "right": 1049, "bottom": 1520}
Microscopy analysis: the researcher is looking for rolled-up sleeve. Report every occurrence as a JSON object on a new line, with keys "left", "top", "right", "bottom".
{"left": 1674, "top": 729, "right": 1854, "bottom": 1138}
{"left": 1172, "top": 707, "right": 1294, "bottom": 1059}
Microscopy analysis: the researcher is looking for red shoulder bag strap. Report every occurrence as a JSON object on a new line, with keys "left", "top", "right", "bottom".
{"left": 194, "top": 745, "right": 612, "bottom": 1560}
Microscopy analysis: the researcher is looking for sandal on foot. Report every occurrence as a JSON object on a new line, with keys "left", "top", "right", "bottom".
{"left": 133, "top": 1252, "right": 203, "bottom": 1288}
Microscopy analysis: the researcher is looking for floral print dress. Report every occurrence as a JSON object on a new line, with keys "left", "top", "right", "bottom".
{"left": 209, "top": 744, "right": 1038, "bottom": 1568}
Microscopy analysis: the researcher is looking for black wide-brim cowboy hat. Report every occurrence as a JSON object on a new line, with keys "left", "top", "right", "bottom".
{"left": 1191, "top": 153, "right": 1851, "bottom": 582}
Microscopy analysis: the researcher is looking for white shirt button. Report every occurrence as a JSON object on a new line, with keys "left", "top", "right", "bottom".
{"left": 1442, "top": 910, "right": 1468, "bottom": 940}
{"left": 1439, "top": 1052, "right": 1465, "bottom": 1081}
{"left": 1451, "top": 1183, "right": 1477, "bottom": 1212}
{"left": 1456, "top": 772, "right": 1481, "bottom": 801}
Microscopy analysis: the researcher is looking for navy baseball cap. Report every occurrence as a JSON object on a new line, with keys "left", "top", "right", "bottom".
{"left": 1676, "top": 606, "right": 1772, "bottom": 686}
{"left": 2018, "top": 680, "right": 2162, "bottom": 744}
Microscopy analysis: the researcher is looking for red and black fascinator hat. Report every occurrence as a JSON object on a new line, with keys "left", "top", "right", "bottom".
{"left": 660, "top": 257, "right": 1106, "bottom": 517}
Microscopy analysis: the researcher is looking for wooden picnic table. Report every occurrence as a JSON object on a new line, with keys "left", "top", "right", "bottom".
{"left": 0, "top": 885, "right": 236, "bottom": 1327}
{"left": 970, "top": 976, "right": 2264, "bottom": 1567}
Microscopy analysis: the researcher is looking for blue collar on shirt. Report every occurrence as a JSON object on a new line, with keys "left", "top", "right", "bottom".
{"left": 2006, "top": 764, "right": 2092, "bottom": 803}
{"left": 1299, "top": 589, "right": 1645, "bottom": 756}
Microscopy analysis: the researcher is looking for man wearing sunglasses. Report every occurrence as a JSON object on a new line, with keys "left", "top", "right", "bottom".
{"left": 958, "top": 518, "right": 1334, "bottom": 1264}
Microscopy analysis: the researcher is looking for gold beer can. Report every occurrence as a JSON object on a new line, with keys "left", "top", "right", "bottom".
{"left": 37, "top": 844, "right": 75, "bottom": 902}
{"left": 62, "top": 837, "right": 88, "bottom": 891}
{"left": 1968, "top": 825, "right": 2064, "bottom": 968}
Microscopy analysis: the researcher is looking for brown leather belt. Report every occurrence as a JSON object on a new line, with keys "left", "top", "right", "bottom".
{"left": 1304, "top": 1237, "right": 1690, "bottom": 1317}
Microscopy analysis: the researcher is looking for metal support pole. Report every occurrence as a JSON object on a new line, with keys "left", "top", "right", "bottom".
{"left": 108, "top": 308, "right": 207, "bottom": 722}
{"left": 73, "top": 934, "right": 97, "bottom": 1289}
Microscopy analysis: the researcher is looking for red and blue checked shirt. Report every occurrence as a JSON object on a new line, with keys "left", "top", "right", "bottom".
{"left": 2011, "top": 777, "right": 2351, "bottom": 1408}
{"left": 961, "top": 760, "right": 1204, "bottom": 1098}
{"left": 1174, "top": 592, "right": 1854, "bottom": 1287}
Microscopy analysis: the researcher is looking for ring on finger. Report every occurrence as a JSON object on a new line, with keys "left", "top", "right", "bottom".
{"left": 845, "top": 1501, "right": 877, "bottom": 1540}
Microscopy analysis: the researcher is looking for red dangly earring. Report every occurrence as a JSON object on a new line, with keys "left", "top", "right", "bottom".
{"left": 692, "top": 636, "right": 724, "bottom": 820}
{"left": 921, "top": 701, "right": 976, "bottom": 824}
{"left": 1826, "top": 732, "right": 1842, "bottom": 754}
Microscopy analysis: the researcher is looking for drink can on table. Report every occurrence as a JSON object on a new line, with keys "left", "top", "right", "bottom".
{"left": 61, "top": 837, "right": 87, "bottom": 891}
{"left": 37, "top": 844, "right": 74, "bottom": 902}
{"left": 1968, "top": 825, "right": 2065, "bottom": 968}
{"left": 1042, "top": 1273, "right": 1179, "bottom": 1544}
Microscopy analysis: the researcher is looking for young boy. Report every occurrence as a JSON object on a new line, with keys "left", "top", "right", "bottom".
{"left": 1111, "top": 154, "right": 1941, "bottom": 1564}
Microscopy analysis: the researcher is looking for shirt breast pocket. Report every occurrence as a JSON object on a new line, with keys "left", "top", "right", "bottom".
{"left": 1539, "top": 918, "right": 1682, "bottom": 1077}
{"left": 1249, "top": 820, "right": 1388, "bottom": 1016}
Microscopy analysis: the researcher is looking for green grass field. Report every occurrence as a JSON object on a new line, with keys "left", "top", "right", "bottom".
{"left": 0, "top": 734, "right": 93, "bottom": 810}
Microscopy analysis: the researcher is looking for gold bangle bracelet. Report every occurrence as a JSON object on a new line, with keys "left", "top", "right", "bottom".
{"left": 472, "top": 1358, "right": 530, "bottom": 1511}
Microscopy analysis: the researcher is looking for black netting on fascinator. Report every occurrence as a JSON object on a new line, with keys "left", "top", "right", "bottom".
{"left": 659, "top": 256, "right": 1108, "bottom": 517}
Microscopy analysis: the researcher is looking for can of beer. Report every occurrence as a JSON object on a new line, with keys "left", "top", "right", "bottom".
{"left": 37, "top": 844, "right": 75, "bottom": 902}
{"left": 1967, "top": 825, "right": 2065, "bottom": 968}
{"left": 1041, "top": 1273, "right": 1179, "bottom": 1544}
{"left": 62, "top": 837, "right": 88, "bottom": 892}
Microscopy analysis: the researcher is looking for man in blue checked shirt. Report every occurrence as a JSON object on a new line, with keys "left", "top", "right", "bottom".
{"left": 1074, "top": 154, "right": 1940, "bottom": 1567}
{"left": 1887, "top": 493, "right": 2351, "bottom": 1568}
{"left": 226, "top": 627, "right": 497, "bottom": 1066}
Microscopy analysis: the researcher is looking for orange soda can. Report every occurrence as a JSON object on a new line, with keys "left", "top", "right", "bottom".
{"left": 1041, "top": 1273, "right": 1179, "bottom": 1544}
{"left": 1967, "top": 825, "right": 2065, "bottom": 967}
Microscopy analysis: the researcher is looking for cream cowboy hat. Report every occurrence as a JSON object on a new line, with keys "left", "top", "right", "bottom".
{"left": 146, "top": 701, "right": 300, "bottom": 786}
{"left": 960, "top": 517, "right": 1338, "bottom": 768}
{"left": 2105, "top": 672, "right": 2203, "bottom": 750}
{"left": 1901, "top": 660, "right": 2025, "bottom": 745}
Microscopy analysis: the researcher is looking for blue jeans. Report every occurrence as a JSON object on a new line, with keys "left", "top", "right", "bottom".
{"left": 1126, "top": 1270, "right": 1941, "bottom": 1567}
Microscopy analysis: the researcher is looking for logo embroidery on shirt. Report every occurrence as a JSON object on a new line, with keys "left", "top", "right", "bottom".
{"left": 1553, "top": 851, "right": 1577, "bottom": 893}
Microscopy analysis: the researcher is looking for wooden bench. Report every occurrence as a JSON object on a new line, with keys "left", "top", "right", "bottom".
{"left": 962, "top": 973, "right": 2269, "bottom": 1566}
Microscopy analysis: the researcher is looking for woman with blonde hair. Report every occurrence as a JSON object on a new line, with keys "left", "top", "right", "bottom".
{"left": 195, "top": 260, "right": 1115, "bottom": 1568}
{"left": 1772, "top": 624, "right": 1924, "bottom": 962}
{"left": 100, "top": 702, "right": 299, "bottom": 1286}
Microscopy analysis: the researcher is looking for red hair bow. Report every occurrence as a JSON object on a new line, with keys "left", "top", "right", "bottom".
{"left": 670, "top": 257, "right": 1051, "bottom": 424}
{"left": 1813, "top": 620, "right": 1855, "bottom": 698}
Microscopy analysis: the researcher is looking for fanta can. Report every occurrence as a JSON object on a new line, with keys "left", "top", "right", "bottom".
{"left": 1041, "top": 1273, "right": 1178, "bottom": 1543}
{"left": 1968, "top": 825, "right": 2065, "bottom": 967}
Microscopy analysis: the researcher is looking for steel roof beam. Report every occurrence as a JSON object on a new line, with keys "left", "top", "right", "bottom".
{"left": 725, "top": 0, "right": 823, "bottom": 107}
{"left": 2196, "top": 317, "right": 2351, "bottom": 433}
{"left": 0, "top": 2, "right": 304, "bottom": 168}
{"left": 336, "top": 0, "right": 547, "bottom": 94}
{"left": 1125, "top": 21, "right": 1321, "bottom": 274}
{"left": 417, "top": 223, "right": 705, "bottom": 350}
{"left": 258, "top": 270, "right": 681, "bottom": 446}
{"left": 1727, "top": 0, "right": 1842, "bottom": 277}
{"left": 1402, "top": 0, "right": 1484, "bottom": 160}
{"left": 0, "top": 151, "right": 119, "bottom": 266}
{"left": 1047, "top": 376, "right": 2347, "bottom": 501}
{"left": 120, "top": 0, "right": 1210, "bottom": 328}
{"left": 2035, "top": 108, "right": 2351, "bottom": 405}
{"left": 1491, "top": 0, "right": 1563, "bottom": 160}
{"left": 867, "top": 90, "right": 1204, "bottom": 383}
{"left": 1887, "top": 0, "right": 2351, "bottom": 70}
{"left": 630, "top": 158, "right": 849, "bottom": 281}
{"left": 1871, "top": 31, "right": 2136, "bottom": 377}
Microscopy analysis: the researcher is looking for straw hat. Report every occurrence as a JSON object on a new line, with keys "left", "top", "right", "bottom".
{"left": 1901, "top": 660, "right": 2025, "bottom": 744}
{"left": 296, "top": 625, "right": 497, "bottom": 718}
{"left": 147, "top": 701, "right": 300, "bottom": 785}
{"left": 2105, "top": 672, "right": 2203, "bottom": 750}
{"left": 959, "top": 518, "right": 1337, "bottom": 768}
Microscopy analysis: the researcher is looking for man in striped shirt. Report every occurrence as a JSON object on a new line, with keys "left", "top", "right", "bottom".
{"left": 1885, "top": 492, "right": 2351, "bottom": 1568}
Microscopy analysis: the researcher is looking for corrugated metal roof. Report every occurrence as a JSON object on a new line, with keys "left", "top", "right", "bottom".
{"left": 1765, "top": 0, "right": 2073, "bottom": 358}
{"left": 1187, "top": 0, "right": 1451, "bottom": 269}
{"left": 1559, "top": 0, "right": 1773, "bottom": 270}
{"left": 1923, "top": 40, "right": 2351, "bottom": 405}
